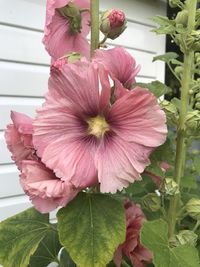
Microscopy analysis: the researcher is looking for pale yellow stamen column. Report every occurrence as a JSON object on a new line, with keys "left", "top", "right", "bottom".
{"left": 87, "top": 115, "right": 110, "bottom": 138}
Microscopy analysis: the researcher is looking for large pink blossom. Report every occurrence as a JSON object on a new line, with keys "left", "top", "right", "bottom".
{"left": 114, "top": 200, "right": 152, "bottom": 267}
{"left": 4, "top": 111, "right": 36, "bottom": 170}
{"left": 94, "top": 47, "right": 141, "bottom": 89}
{"left": 33, "top": 61, "right": 167, "bottom": 193}
{"left": 5, "top": 111, "right": 80, "bottom": 213}
{"left": 43, "top": 0, "right": 90, "bottom": 61}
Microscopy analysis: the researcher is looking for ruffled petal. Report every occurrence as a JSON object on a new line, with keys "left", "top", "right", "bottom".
{"left": 20, "top": 160, "right": 79, "bottom": 213}
{"left": 96, "top": 135, "right": 151, "bottom": 193}
{"left": 108, "top": 87, "right": 167, "bottom": 147}
{"left": 94, "top": 47, "right": 140, "bottom": 89}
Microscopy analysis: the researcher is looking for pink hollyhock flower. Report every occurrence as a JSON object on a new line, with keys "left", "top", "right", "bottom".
{"left": 33, "top": 61, "right": 167, "bottom": 193}
{"left": 94, "top": 47, "right": 141, "bottom": 89}
{"left": 114, "top": 200, "right": 152, "bottom": 267}
{"left": 20, "top": 160, "right": 79, "bottom": 213}
{"left": 5, "top": 111, "right": 80, "bottom": 213}
{"left": 4, "top": 111, "right": 36, "bottom": 170}
{"left": 43, "top": 0, "right": 90, "bottom": 61}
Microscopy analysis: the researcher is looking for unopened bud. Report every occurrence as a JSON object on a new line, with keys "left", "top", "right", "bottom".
{"left": 195, "top": 52, "right": 200, "bottom": 64}
{"left": 185, "top": 110, "right": 200, "bottom": 135}
{"left": 186, "top": 198, "right": 200, "bottom": 220}
{"left": 100, "top": 9, "right": 127, "bottom": 40}
{"left": 186, "top": 31, "right": 200, "bottom": 51}
{"left": 59, "top": 3, "right": 82, "bottom": 34}
{"left": 196, "top": 92, "right": 200, "bottom": 102}
{"left": 189, "top": 89, "right": 194, "bottom": 95}
{"left": 175, "top": 10, "right": 188, "bottom": 26}
{"left": 174, "top": 66, "right": 183, "bottom": 75}
{"left": 195, "top": 102, "right": 200, "bottom": 110}
{"left": 50, "top": 52, "right": 81, "bottom": 74}
{"left": 142, "top": 193, "right": 161, "bottom": 212}
{"left": 163, "top": 178, "right": 179, "bottom": 196}
{"left": 176, "top": 230, "right": 198, "bottom": 246}
{"left": 161, "top": 100, "right": 178, "bottom": 125}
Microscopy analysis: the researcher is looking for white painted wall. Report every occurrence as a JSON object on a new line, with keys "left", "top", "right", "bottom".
{"left": 0, "top": 0, "right": 167, "bottom": 222}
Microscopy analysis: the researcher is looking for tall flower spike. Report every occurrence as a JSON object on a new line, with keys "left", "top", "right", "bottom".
{"left": 33, "top": 61, "right": 167, "bottom": 194}
{"left": 43, "top": 0, "right": 90, "bottom": 61}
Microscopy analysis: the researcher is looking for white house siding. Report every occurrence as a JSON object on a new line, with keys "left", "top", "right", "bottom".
{"left": 0, "top": 0, "right": 167, "bottom": 222}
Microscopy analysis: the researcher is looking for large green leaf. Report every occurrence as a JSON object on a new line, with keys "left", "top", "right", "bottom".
{"left": 58, "top": 249, "right": 77, "bottom": 267}
{"left": 57, "top": 193, "right": 126, "bottom": 267}
{"left": 0, "top": 207, "right": 51, "bottom": 267}
{"left": 28, "top": 225, "right": 61, "bottom": 267}
{"left": 153, "top": 52, "right": 179, "bottom": 64}
{"left": 141, "top": 219, "right": 200, "bottom": 267}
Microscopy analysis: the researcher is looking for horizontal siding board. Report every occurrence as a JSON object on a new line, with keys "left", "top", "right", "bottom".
{"left": 0, "top": 195, "right": 31, "bottom": 221}
{"left": 0, "top": 165, "right": 23, "bottom": 198}
{"left": 0, "top": 25, "right": 50, "bottom": 65}
{"left": 0, "top": 22, "right": 157, "bottom": 66}
{"left": 0, "top": 61, "right": 49, "bottom": 97}
{"left": 0, "top": 96, "right": 44, "bottom": 130}
{"left": 0, "top": 0, "right": 166, "bottom": 30}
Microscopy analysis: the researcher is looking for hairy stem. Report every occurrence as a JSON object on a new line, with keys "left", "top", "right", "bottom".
{"left": 90, "top": 0, "right": 99, "bottom": 57}
{"left": 168, "top": 0, "right": 197, "bottom": 238}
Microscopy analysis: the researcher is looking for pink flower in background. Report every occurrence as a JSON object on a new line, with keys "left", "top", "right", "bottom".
{"left": 94, "top": 47, "right": 141, "bottom": 89}
{"left": 33, "top": 61, "right": 167, "bottom": 194}
{"left": 43, "top": 0, "right": 90, "bottom": 61}
{"left": 4, "top": 111, "right": 36, "bottom": 170}
{"left": 20, "top": 160, "right": 79, "bottom": 213}
{"left": 114, "top": 200, "right": 152, "bottom": 267}
{"left": 5, "top": 111, "right": 80, "bottom": 213}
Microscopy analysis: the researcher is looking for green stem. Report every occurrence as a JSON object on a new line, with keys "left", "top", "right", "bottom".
{"left": 90, "top": 0, "right": 99, "bottom": 57}
{"left": 168, "top": 0, "right": 197, "bottom": 239}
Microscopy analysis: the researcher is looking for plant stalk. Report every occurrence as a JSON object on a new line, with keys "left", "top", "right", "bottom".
{"left": 90, "top": 0, "right": 99, "bottom": 57}
{"left": 168, "top": 0, "right": 197, "bottom": 238}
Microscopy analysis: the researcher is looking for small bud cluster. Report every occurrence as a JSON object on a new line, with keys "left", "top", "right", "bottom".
{"left": 186, "top": 198, "right": 200, "bottom": 221}
{"left": 161, "top": 100, "right": 179, "bottom": 125}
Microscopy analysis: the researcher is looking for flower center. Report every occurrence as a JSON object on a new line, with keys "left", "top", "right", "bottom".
{"left": 87, "top": 115, "right": 110, "bottom": 138}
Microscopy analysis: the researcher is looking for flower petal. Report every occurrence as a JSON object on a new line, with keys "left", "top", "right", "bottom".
{"left": 20, "top": 160, "right": 79, "bottom": 213}
{"left": 108, "top": 87, "right": 167, "bottom": 147}
{"left": 94, "top": 47, "right": 140, "bottom": 88}
{"left": 96, "top": 135, "right": 151, "bottom": 193}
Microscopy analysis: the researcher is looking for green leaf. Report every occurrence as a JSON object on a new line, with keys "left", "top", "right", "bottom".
{"left": 150, "top": 138, "right": 174, "bottom": 165}
{"left": 181, "top": 175, "right": 197, "bottom": 189}
{"left": 153, "top": 53, "right": 179, "bottom": 64}
{"left": 151, "top": 16, "right": 176, "bottom": 35}
{"left": 193, "top": 157, "right": 200, "bottom": 175}
{"left": 0, "top": 207, "right": 51, "bottom": 267}
{"left": 57, "top": 193, "right": 126, "bottom": 267}
{"left": 141, "top": 219, "right": 200, "bottom": 267}
{"left": 134, "top": 81, "right": 171, "bottom": 98}
{"left": 28, "top": 225, "right": 61, "bottom": 267}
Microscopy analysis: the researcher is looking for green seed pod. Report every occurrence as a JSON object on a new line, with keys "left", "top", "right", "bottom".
{"left": 176, "top": 230, "right": 198, "bottom": 246}
{"left": 175, "top": 10, "right": 188, "bottom": 27}
{"left": 185, "top": 111, "right": 200, "bottom": 135}
{"left": 163, "top": 178, "right": 179, "bottom": 196}
{"left": 174, "top": 66, "right": 183, "bottom": 75}
{"left": 186, "top": 198, "right": 200, "bottom": 220}
{"left": 161, "top": 100, "right": 178, "bottom": 125}
{"left": 142, "top": 193, "right": 161, "bottom": 212}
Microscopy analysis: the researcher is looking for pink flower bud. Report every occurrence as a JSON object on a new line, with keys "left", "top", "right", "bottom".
{"left": 108, "top": 9, "right": 126, "bottom": 28}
